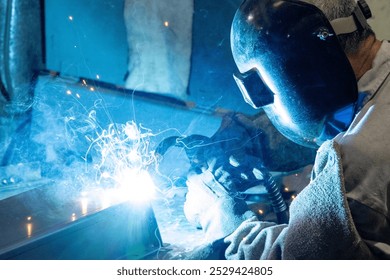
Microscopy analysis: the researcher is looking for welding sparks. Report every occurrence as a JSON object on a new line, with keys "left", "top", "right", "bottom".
{"left": 84, "top": 120, "right": 157, "bottom": 204}
{"left": 61, "top": 104, "right": 161, "bottom": 206}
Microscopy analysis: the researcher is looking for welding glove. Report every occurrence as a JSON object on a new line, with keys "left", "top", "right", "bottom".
{"left": 183, "top": 113, "right": 267, "bottom": 241}
{"left": 190, "top": 112, "right": 267, "bottom": 192}
{"left": 184, "top": 156, "right": 257, "bottom": 242}
{"left": 209, "top": 112, "right": 266, "bottom": 170}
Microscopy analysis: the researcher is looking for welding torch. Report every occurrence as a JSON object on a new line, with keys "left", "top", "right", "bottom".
{"left": 155, "top": 134, "right": 289, "bottom": 224}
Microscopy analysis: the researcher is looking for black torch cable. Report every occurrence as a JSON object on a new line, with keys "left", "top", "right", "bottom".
{"left": 262, "top": 169, "right": 289, "bottom": 224}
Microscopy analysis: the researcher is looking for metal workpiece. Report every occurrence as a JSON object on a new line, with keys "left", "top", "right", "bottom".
{"left": 0, "top": 183, "right": 162, "bottom": 260}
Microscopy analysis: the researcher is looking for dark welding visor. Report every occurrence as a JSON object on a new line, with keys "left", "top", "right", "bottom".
{"left": 233, "top": 68, "right": 274, "bottom": 109}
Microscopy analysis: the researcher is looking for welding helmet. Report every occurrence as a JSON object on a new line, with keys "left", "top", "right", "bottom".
{"left": 231, "top": 0, "right": 371, "bottom": 148}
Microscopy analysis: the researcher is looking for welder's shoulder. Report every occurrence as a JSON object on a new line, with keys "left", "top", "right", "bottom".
{"left": 282, "top": 140, "right": 373, "bottom": 259}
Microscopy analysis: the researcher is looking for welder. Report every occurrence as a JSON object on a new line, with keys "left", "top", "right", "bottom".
{"left": 183, "top": 0, "right": 390, "bottom": 259}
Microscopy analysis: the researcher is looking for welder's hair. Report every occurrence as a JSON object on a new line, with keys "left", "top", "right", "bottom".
{"left": 308, "top": 0, "right": 375, "bottom": 54}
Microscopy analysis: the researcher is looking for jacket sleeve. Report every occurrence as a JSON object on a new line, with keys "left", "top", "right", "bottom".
{"left": 224, "top": 140, "right": 374, "bottom": 260}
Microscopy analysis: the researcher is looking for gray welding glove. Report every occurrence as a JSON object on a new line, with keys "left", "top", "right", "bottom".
{"left": 191, "top": 112, "right": 267, "bottom": 192}
{"left": 184, "top": 166, "right": 256, "bottom": 242}
{"left": 183, "top": 113, "right": 265, "bottom": 242}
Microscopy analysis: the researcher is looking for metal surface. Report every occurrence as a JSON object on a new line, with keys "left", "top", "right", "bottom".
{"left": 0, "top": 183, "right": 162, "bottom": 260}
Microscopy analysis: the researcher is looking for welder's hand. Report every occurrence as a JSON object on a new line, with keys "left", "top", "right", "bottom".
{"left": 209, "top": 112, "right": 266, "bottom": 166}
{"left": 191, "top": 112, "right": 266, "bottom": 192}
{"left": 184, "top": 169, "right": 256, "bottom": 242}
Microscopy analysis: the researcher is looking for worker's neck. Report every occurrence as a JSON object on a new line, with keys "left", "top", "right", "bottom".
{"left": 347, "top": 35, "right": 382, "bottom": 80}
